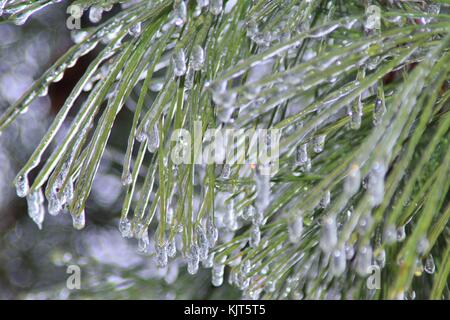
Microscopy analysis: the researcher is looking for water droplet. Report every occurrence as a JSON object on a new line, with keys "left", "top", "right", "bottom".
{"left": 15, "top": 174, "right": 29, "bottom": 198}
{"left": 173, "top": 48, "right": 187, "bottom": 77}
{"left": 121, "top": 171, "right": 133, "bottom": 186}
{"left": 396, "top": 225, "right": 406, "bottom": 242}
{"left": 313, "top": 134, "right": 326, "bottom": 153}
{"left": 424, "top": 255, "right": 435, "bottom": 274}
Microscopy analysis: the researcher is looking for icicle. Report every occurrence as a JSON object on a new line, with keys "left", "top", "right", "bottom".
{"left": 156, "top": 243, "right": 168, "bottom": 268}
{"left": 71, "top": 209, "right": 85, "bottom": 230}
{"left": 313, "top": 134, "right": 326, "bottom": 153}
{"left": 138, "top": 231, "right": 150, "bottom": 253}
{"left": 224, "top": 196, "right": 237, "bottom": 230}
{"left": 210, "top": 0, "right": 222, "bottom": 15}
{"left": 26, "top": 189, "right": 45, "bottom": 229}
{"left": 344, "top": 164, "right": 361, "bottom": 196}
{"left": 355, "top": 245, "right": 373, "bottom": 276}
{"left": 146, "top": 123, "right": 160, "bottom": 153}
{"left": 173, "top": 1, "right": 187, "bottom": 27}
{"left": 206, "top": 217, "right": 218, "bottom": 247}
{"left": 255, "top": 168, "right": 270, "bottom": 214}
{"left": 367, "top": 161, "right": 386, "bottom": 207}
{"left": 187, "top": 245, "right": 200, "bottom": 274}
{"left": 119, "top": 217, "right": 133, "bottom": 238}
{"left": 424, "top": 255, "right": 435, "bottom": 274}
{"left": 242, "top": 205, "right": 255, "bottom": 220}
{"left": 373, "top": 98, "right": 385, "bottom": 126}
{"left": 295, "top": 143, "right": 308, "bottom": 165}
{"left": 288, "top": 214, "right": 303, "bottom": 244}
{"left": 331, "top": 247, "right": 346, "bottom": 276}
{"left": 167, "top": 237, "right": 176, "bottom": 258}
{"left": 196, "top": 225, "right": 210, "bottom": 261}
{"left": 252, "top": 208, "right": 264, "bottom": 226}
{"left": 173, "top": 48, "right": 187, "bottom": 77}
{"left": 89, "top": 6, "right": 103, "bottom": 23}
{"left": 212, "top": 255, "right": 226, "bottom": 286}
{"left": 203, "top": 252, "right": 214, "bottom": 268}
{"left": 191, "top": 45, "right": 205, "bottom": 71}
{"left": 15, "top": 174, "right": 29, "bottom": 198}
{"left": 249, "top": 225, "right": 261, "bottom": 248}
{"left": 48, "top": 194, "right": 63, "bottom": 216}
{"left": 319, "top": 190, "right": 331, "bottom": 209}
{"left": 319, "top": 215, "right": 337, "bottom": 252}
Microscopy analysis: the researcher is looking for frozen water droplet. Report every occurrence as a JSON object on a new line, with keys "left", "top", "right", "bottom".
{"left": 331, "top": 247, "right": 346, "bottom": 276}
{"left": 72, "top": 210, "right": 85, "bottom": 230}
{"left": 71, "top": 30, "right": 89, "bottom": 44}
{"left": 147, "top": 123, "right": 160, "bottom": 153}
{"left": 173, "top": 48, "right": 187, "bottom": 77}
{"left": 355, "top": 245, "right": 373, "bottom": 276}
{"left": 288, "top": 214, "right": 303, "bottom": 244}
{"left": 212, "top": 257, "right": 226, "bottom": 287}
{"left": 26, "top": 189, "right": 45, "bottom": 229}
{"left": 203, "top": 252, "right": 214, "bottom": 268}
{"left": 138, "top": 232, "right": 149, "bottom": 253}
{"left": 424, "top": 255, "right": 435, "bottom": 274}
{"left": 206, "top": 217, "right": 218, "bottom": 247}
{"left": 121, "top": 171, "right": 133, "bottom": 186}
{"left": 119, "top": 217, "right": 133, "bottom": 238}
{"left": 187, "top": 245, "right": 200, "bottom": 274}
{"left": 242, "top": 205, "right": 255, "bottom": 220}
{"left": 221, "top": 164, "right": 231, "bottom": 179}
{"left": 313, "top": 134, "right": 326, "bottom": 153}
{"left": 383, "top": 224, "right": 396, "bottom": 244}
{"left": 89, "top": 6, "right": 103, "bottom": 23}
{"left": 319, "top": 190, "right": 331, "bottom": 209}
{"left": 320, "top": 215, "right": 337, "bottom": 252}
{"left": 250, "top": 225, "right": 261, "bottom": 248}
{"left": 48, "top": 195, "right": 62, "bottom": 216}
{"left": 344, "top": 164, "right": 361, "bottom": 196}
{"left": 396, "top": 225, "right": 406, "bottom": 242}
{"left": 295, "top": 143, "right": 308, "bottom": 165}
{"left": 15, "top": 174, "right": 29, "bottom": 198}
{"left": 191, "top": 45, "right": 205, "bottom": 71}
{"left": 196, "top": 225, "right": 210, "bottom": 261}
{"left": 167, "top": 238, "right": 176, "bottom": 257}
{"left": 210, "top": 0, "right": 223, "bottom": 15}
{"left": 367, "top": 161, "right": 386, "bottom": 207}
{"left": 173, "top": 1, "right": 187, "bottom": 26}
{"left": 129, "top": 22, "right": 141, "bottom": 37}
{"left": 373, "top": 98, "right": 385, "bottom": 126}
{"left": 156, "top": 243, "right": 168, "bottom": 268}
